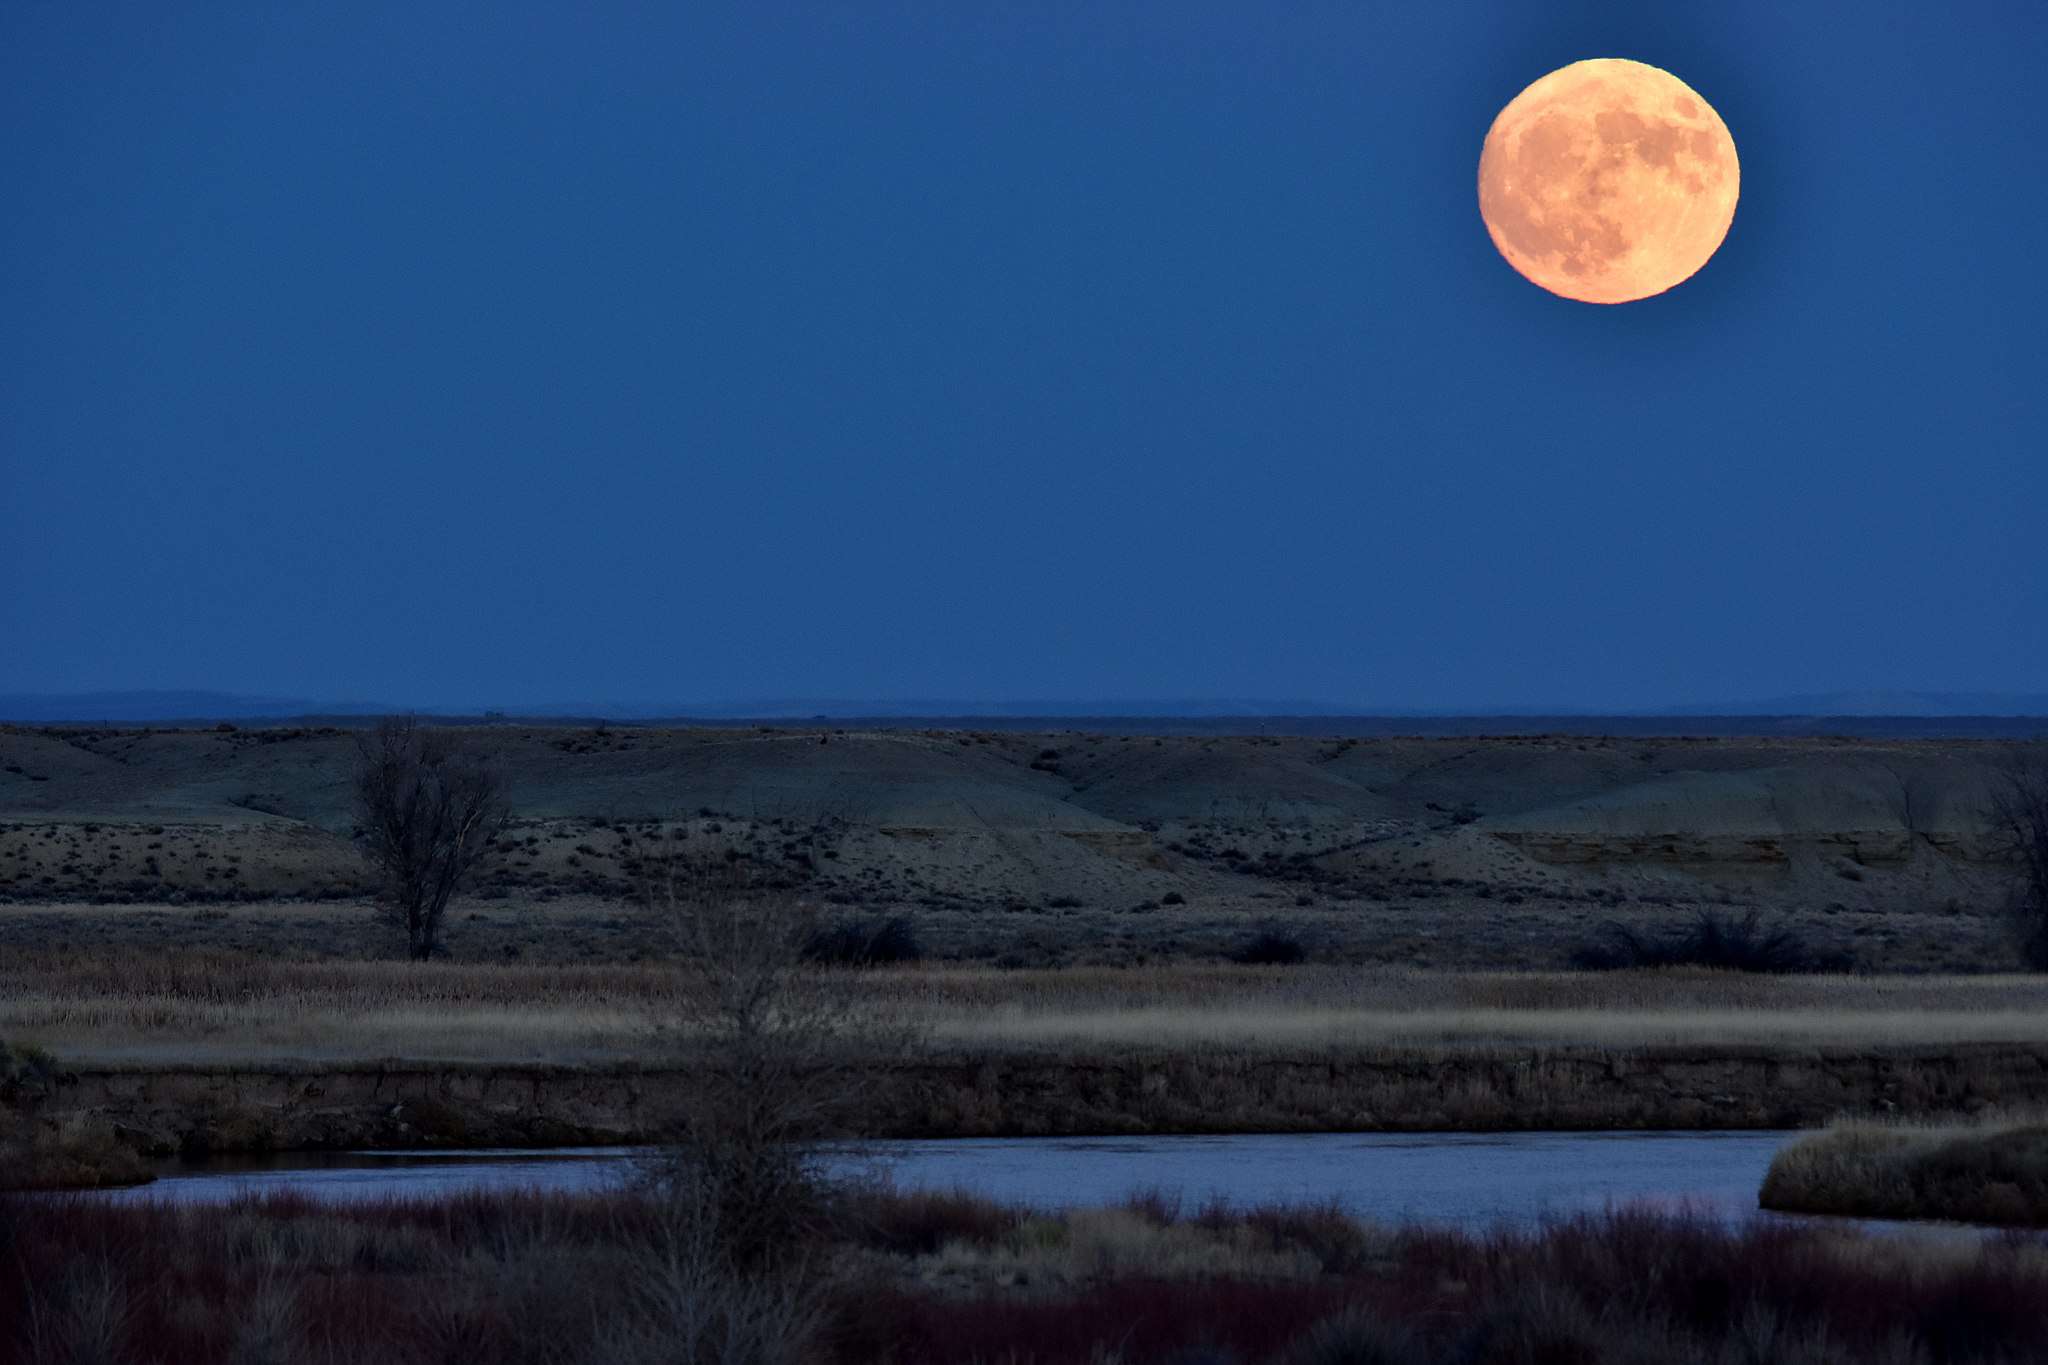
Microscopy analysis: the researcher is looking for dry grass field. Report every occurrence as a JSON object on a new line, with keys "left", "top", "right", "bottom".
{"left": 10, "top": 949, "right": 2048, "bottom": 1067}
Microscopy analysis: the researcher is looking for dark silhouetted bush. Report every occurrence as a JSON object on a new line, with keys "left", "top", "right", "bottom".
{"left": 1229, "top": 927, "right": 1306, "bottom": 966}
{"left": 841, "top": 1187, "right": 1020, "bottom": 1256}
{"left": 1572, "top": 909, "right": 1850, "bottom": 973}
{"left": 801, "top": 914, "right": 923, "bottom": 966}
{"left": 1286, "top": 1306, "right": 1428, "bottom": 1365}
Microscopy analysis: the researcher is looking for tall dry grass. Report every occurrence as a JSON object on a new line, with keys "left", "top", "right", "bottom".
{"left": 0, "top": 1119, "right": 154, "bottom": 1192}
{"left": 0, "top": 949, "right": 679, "bottom": 1063}
{"left": 0, "top": 1040, "right": 153, "bottom": 1191}
{"left": 8, "top": 949, "right": 2048, "bottom": 1065}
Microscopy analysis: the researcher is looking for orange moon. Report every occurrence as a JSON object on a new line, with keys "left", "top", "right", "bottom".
{"left": 1478, "top": 58, "right": 1738, "bottom": 304}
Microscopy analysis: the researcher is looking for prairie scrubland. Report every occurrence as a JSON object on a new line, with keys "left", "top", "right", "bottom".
{"left": 7, "top": 724, "right": 2048, "bottom": 1359}
{"left": 3, "top": 1187, "right": 2045, "bottom": 1365}
{"left": 6, "top": 724, "right": 2048, "bottom": 1153}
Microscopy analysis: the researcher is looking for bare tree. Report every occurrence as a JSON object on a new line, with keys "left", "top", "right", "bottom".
{"left": 635, "top": 838, "right": 920, "bottom": 1269}
{"left": 1988, "top": 751, "right": 2048, "bottom": 969}
{"left": 351, "top": 716, "right": 511, "bottom": 961}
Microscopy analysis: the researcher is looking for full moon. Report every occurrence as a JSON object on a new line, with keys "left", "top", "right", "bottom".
{"left": 1478, "top": 58, "right": 1738, "bottom": 304}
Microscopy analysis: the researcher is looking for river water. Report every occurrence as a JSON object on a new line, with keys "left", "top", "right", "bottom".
{"left": 90, "top": 1130, "right": 1805, "bottom": 1228}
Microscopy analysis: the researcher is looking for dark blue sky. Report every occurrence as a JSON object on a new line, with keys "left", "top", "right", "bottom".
{"left": 4, "top": 3, "right": 2043, "bottom": 710}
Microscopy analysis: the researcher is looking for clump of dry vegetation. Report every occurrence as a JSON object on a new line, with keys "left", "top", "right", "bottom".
{"left": 0, "top": 1040, "right": 152, "bottom": 1192}
{"left": 0, "top": 1119, "right": 154, "bottom": 1192}
{"left": 1761, "top": 1109, "right": 2048, "bottom": 1226}
{"left": 892, "top": 1189, "right": 1381, "bottom": 1290}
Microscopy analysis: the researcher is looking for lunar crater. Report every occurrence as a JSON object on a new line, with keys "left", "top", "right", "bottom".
{"left": 1478, "top": 58, "right": 1738, "bottom": 304}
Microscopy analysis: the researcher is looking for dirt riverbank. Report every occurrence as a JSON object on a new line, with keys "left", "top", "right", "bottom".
{"left": 13, "top": 1043, "right": 2048, "bottom": 1156}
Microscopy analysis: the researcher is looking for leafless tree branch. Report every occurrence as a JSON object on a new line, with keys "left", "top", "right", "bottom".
{"left": 1987, "top": 750, "right": 2048, "bottom": 969}
{"left": 351, "top": 716, "right": 511, "bottom": 961}
{"left": 634, "top": 835, "right": 922, "bottom": 1270}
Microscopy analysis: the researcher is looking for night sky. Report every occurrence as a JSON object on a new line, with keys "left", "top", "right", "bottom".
{"left": 4, "top": 3, "right": 2042, "bottom": 710}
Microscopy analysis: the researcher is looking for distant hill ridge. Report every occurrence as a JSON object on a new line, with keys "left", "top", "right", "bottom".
{"left": 2, "top": 689, "right": 2045, "bottom": 724}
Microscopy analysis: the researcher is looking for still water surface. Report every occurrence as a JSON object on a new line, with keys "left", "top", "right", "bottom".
{"left": 96, "top": 1130, "right": 1801, "bottom": 1228}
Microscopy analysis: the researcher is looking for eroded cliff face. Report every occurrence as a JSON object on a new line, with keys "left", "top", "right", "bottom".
{"left": 1488, "top": 830, "right": 2000, "bottom": 868}
{"left": 14, "top": 1046, "right": 2048, "bottom": 1155}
